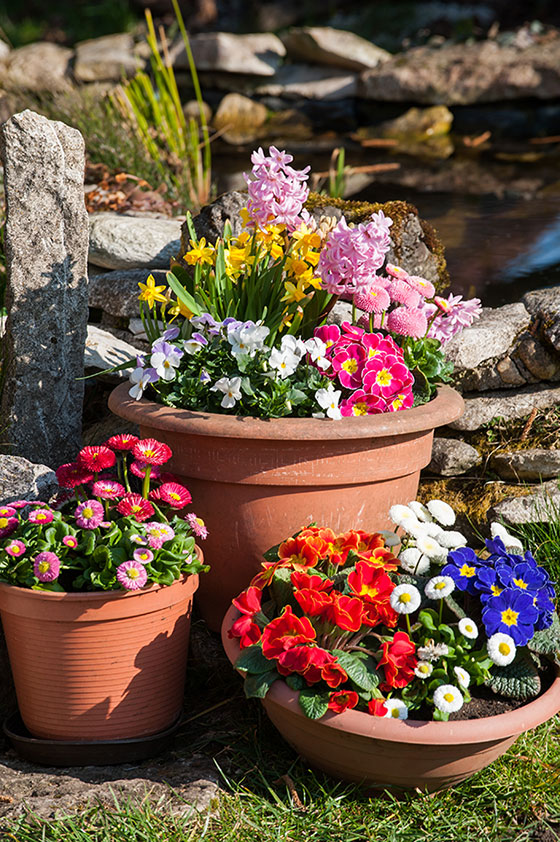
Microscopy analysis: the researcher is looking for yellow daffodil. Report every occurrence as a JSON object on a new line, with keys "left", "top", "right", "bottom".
{"left": 184, "top": 237, "right": 215, "bottom": 266}
{"left": 285, "top": 255, "right": 309, "bottom": 277}
{"left": 291, "top": 224, "right": 322, "bottom": 254}
{"left": 234, "top": 231, "right": 251, "bottom": 248}
{"left": 239, "top": 207, "right": 252, "bottom": 227}
{"left": 281, "top": 279, "right": 308, "bottom": 304}
{"left": 138, "top": 274, "right": 168, "bottom": 309}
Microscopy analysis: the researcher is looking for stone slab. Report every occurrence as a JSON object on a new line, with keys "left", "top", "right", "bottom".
{"left": 89, "top": 268, "right": 167, "bottom": 318}
{"left": 0, "top": 110, "right": 89, "bottom": 467}
{"left": 523, "top": 285, "right": 560, "bottom": 352}
{"left": 74, "top": 33, "right": 141, "bottom": 82}
{"left": 490, "top": 480, "right": 560, "bottom": 525}
{"left": 85, "top": 325, "right": 137, "bottom": 379}
{"left": 281, "top": 27, "right": 390, "bottom": 72}
{"left": 0, "top": 455, "right": 58, "bottom": 506}
{"left": 427, "top": 437, "right": 481, "bottom": 476}
{"left": 255, "top": 64, "right": 358, "bottom": 100}
{"left": 445, "top": 304, "right": 530, "bottom": 372}
{"left": 88, "top": 213, "right": 183, "bottom": 270}
{"left": 449, "top": 384, "right": 560, "bottom": 432}
{"left": 492, "top": 449, "right": 560, "bottom": 481}
{"left": 171, "top": 32, "right": 285, "bottom": 76}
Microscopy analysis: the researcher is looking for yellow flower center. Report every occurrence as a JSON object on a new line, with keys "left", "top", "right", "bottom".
{"left": 435, "top": 581, "right": 447, "bottom": 591}
{"left": 143, "top": 449, "right": 156, "bottom": 458}
{"left": 513, "top": 578, "right": 527, "bottom": 590}
{"left": 419, "top": 664, "right": 430, "bottom": 674}
{"left": 36, "top": 513, "right": 47, "bottom": 521}
{"left": 38, "top": 561, "right": 50, "bottom": 573}
{"left": 399, "top": 593, "right": 412, "bottom": 603}
{"left": 391, "top": 708, "right": 400, "bottom": 718}
{"left": 464, "top": 624, "right": 473, "bottom": 633}
{"left": 128, "top": 568, "right": 140, "bottom": 579}
{"left": 11, "top": 546, "right": 22, "bottom": 555}
{"left": 443, "top": 692, "right": 454, "bottom": 703}
{"left": 376, "top": 369, "right": 392, "bottom": 387}
{"left": 352, "top": 402, "right": 368, "bottom": 416}
{"left": 501, "top": 608, "right": 519, "bottom": 627}
{"left": 170, "top": 492, "right": 181, "bottom": 501}
{"left": 460, "top": 564, "right": 476, "bottom": 578}
{"left": 342, "top": 358, "right": 358, "bottom": 374}
{"left": 0, "top": 518, "right": 8, "bottom": 528}
{"left": 82, "top": 507, "right": 93, "bottom": 519}
{"left": 498, "top": 642, "right": 511, "bottom": 655}
{"left": 491, "top": 585, "right": 502, "bottom": 596}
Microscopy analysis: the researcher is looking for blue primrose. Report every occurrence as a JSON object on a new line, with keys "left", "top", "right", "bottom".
{"left": 496, "top": 561, "right": 548, "bottom": 593}
{"left": 442, "top": 547, "right": 481, "bottom": 594}
{"left": 482, "top": 587, "right": 539, "bottom": 646}
{"left": 474, "top": 566, "right": 504, "bottom": 603}
{"left": 484, "top": 536, "right": 523, "bottom": 566}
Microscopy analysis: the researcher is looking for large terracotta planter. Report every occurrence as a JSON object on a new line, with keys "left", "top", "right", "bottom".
{"left": 0, "top": 566, "right": 200, "bottom": 741}
{"left": 109, "top": 383, "right": 464, "bottom": 631}
{"left": 222, "top": 605, "right": 560, "bottom": 792}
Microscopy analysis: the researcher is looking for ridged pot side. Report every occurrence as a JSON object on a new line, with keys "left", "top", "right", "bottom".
{"left": 0, "top": 570, "right": 200, "bottom": 741}
{"left": 109, "top": 384, "right": 464, "bottom": 631}
{"left": 221, "top": 606, "right": 560, "bottom": 792}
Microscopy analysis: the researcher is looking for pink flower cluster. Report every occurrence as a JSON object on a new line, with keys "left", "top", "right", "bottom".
{"left": 354, "top": 264, "right": 482, "bottom": 343}
{"left": 318, "top": 214, "right": 393, "bottom": 295}
{"left": 243, "top": 146, "right": 310, "bottom": 232}
{"left": 312, "top": 323, "right": 414, "bottom": 415}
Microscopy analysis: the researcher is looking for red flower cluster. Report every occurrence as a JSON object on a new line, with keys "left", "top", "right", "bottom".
{"left": 378, "top": 631, "right": 417, "bottom": 690}
{"left": 277, "top": 525, "right": 398, "bottom": 572}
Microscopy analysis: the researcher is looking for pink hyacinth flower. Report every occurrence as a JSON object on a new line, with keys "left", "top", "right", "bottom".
{"left": 363, "top": 355, "right": 414, "bottom": 399}
{"left": 387, "top": 306, "right": 428, "bottom": 339}
{"left": 116, "top": 560, "right": 148, "bottom": 590}
{"left": 340, "top": 390, "right": 386, "bottom": 417}
{"left": 332, "top": 343, "right": 367, "bottom": 389}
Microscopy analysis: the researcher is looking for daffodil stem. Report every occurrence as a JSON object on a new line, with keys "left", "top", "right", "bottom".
{"left": 142, "top": 465, "right": 152, "bottom": 499}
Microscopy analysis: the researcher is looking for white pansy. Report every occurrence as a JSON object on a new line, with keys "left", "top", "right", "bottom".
{"left": 281, "top": 334, "right": 307, "bottom": 359}
{"left": 433, "top": 684, "right": 464, "bottom": 713}
{"left": 389, "top": 504, "right": 420, "bottom": 531}
{"left": 458, "top": 617, "right": 479, "bottom": 640}
{"left": 269, "top": 347, "right": 300, "bottom": 379}
{"left": 414, "top": 662, "right": 433, "bottom": 679}
{"left": 379, "top": 529, "right": 401, "bottom": 548}
{"left": 487, "top": 632, "right": 516, "bottom": 666}
{"left": 437, "top": 530, "right": 468, "bottom": 549}
{"left": 424, "top": 575, "right": 455, "bottom": 600}
{"left": 453, "top": 666, "right": 471, "bottom": 690}
{"left": 383, "top": 699, "right": 409, "bottom": 720}
{"left": 408, "top": 501, "right": 433, "bottom": 523}
{"left": 490, "top": 522, "right": 524, "bottom": 553}
{"left": 427, "top": 499, "right": 456, "bottom": 527}
{"left": 399, "top": 548, "right": 430, "bottom": 575}
{"left": 228, "top": 323, "right": 269, "bottom": 357}
{"left": 210, "top": 376, "right": 243, "bottom": 409}
{"left": 315, "top": 386, "right": 342, "bottom": 420}
{"left": 150, "top": 346, "right": 183, "bottom": 382}
{"left": 390, "top": 583, "right": 421, "bottom": 615}
{"left": 304, "top": 336, "right": 331, "bottom": 371}
{"left": 129, "top": 367, "right": 156, "bottom": 401}
{"left": 416, "top": 534, "right": 447, "bottom": 562}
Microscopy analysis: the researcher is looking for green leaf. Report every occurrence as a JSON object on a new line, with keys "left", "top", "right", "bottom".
{"left": 298, "top": 688, "right": 329, "bottom": 720}
{"left": 418, "top": 609, "right": 437, "bottom": 631}
{"left": 166, "top": 271, "right": 202, "bottom": 316}
{"left": 235, "top": 645, "right": 274, "bottom": 675}
{"left": 485, "top": 650, "right": 541, "bottom": 700}
{"left": 244, "top": 671, "right": 278, "bottom": 699}
{"left": 271, "top": 567, "right": 296, "bottom": 610}
{"left": 444, "top": 592, "right": 467, "bottom": 620}
{"left": 332, "top": 650, "right": 379, "bottom": 692}
{"left": 81, "top": 531, "right": 96, "bottom": 556}
{"left": 528, "top": 612, "right": 560, "bottom": 666}
{"left": 286, "top": 674, "right": 306, "bottom": 691}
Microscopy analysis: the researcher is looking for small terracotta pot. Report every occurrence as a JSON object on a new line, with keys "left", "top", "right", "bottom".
{"left": 222, "top": 605, "right": 560, "bottom": 791}
{"left": 0, "top": 559, "right": 201, "bottom": 741}
{"left": 109, "top": 383, "right": 464, "bottom": 631}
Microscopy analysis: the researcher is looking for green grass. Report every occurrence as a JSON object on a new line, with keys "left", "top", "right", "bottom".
{"left": 512, "top": 493, "right": 560, "bottom": 586}
{"left": 2, "top": 619, "right": 559, "bottom": 842}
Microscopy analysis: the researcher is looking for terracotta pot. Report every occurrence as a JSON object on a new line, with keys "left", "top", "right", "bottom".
{"left": 222, "top": 605, "right": 560, "bottom": 791}
{"left": 109, "top": 383, "right": 464, "bottom": 631}
{"left": 0, "top": 562, "right": 201, "bottom": 741}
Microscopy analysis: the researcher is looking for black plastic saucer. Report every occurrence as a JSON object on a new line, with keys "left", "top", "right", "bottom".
{"left": 2, "top": 712, "right": 182, "bottom": 767}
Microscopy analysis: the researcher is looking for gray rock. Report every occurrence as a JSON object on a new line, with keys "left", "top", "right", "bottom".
{"left": 179, "top": 191, "right": 248, "bottom": 257}
{"left": 522, "top": 285, "right": 560, "bottom": 352}
{"left": 89, "top": 213, "right": 183, "bottom": 270}
{"left": 0, "top": 455, "right": 58, "bottom": 505}
{"left": 0, "top": 40, "right": 10, "bottom": 62}
{"left": 0, "top": 110, "right": 89, "bottom": 467}
{"left": 492, "top": 449, "right": 560, "bottom": 482}
{"left": 281, "top": 27, "right": 390, "bottom": 72}
{"left": 214, "top": 93, "right": 269, "bottom": 145}
{"left": 445, "top": 304, "right": 531, "bottom": 372}
{"left": 85, "top": 325, "right": 137, "bottom": 379}
{"left": 490, "top": 480, "right": 560, "bottom": 526}
{"left": 449, "top": 384, "right": 560, "bottom": 432}
{"left": 385, "top": 212, "right": 440, "bottom": 285}
{"left": 3, "top": 42, "right": 72, "bottom": 92}
{"left": 74, "top": 33, "right": 142, "bottom": 82}
{"left": 427, "top": 437, "right": 481, "bottom": 476}
{"left": 516, "top": 335, "right": 560, "bottom": 381}
{"left": 359, "top": 39, "right": 560, "bottom": 105}
{"left": 255, "top": 64, "right": 358, "bottom": 100}
{"left": 171, "top": 32, "right": 285, "bottom": 76}
{"left": 327, "top": 300, "right": 354, "bottom": 326}
{"left": 89, "top": 268, "right": 168, "bottom": 318}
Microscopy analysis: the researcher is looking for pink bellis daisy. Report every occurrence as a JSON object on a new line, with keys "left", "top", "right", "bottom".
{"left": 144, "top": 522, "right": 175, "bottom": 549}
{"left": 91, "top": 479, "right": 126, "bottom": 499}
{"left": 386, "top": 306, "right": 428, "bottom": 339}
{"left": 33, "top": 551, "right": 61, "bottom": 583}
{"left": 0, "top": 517, "right": 18, "bottom": 538}
{"left": 77, "top": 445, "right": 116, "bottom": 473}
{"left": 0, "top": 506, "right": 16, "bottom": 518}
{"left": 75, "top": 500, "right": 105, "bottom": 529}
{"left": 116, "top": 560, "right": 148, "bottom": 591}
{"left": 185, "top": 513, "right": 209, "bottom": 540}
{"left": 159, "top": 482, "right": 192, "bottom": 509}
{"left": 55, "top": 462, "right": 94, "bottom": 489}
{"left": 353, "top": 285, "right": 391, "bottom": 314}
{"left": 28, "top": 508, "right": 54, "bottom": 525}
{"left": 133, "top": 548, "right": 154, "bottom": 564}
{"left": 387, "top": 280, "right": 421, "bottom": 309}
{"left": 129, "top": 461, "right": 161, "bottom": 480}
{"left": 104, "top": 433, "right": 139, "bottom": 451}
{"left": 62, "top": 535, "right": 78, "bottom": 549}
{"left": 386, "top": 263, "right": 410, "bottom": 281}
{"left": 116, "top": 494, "right": 155, "bottom": 522}
{"left": 132, "top": 439, "right": 172, "bottom": 466}
{"left": 406, "top": 275, "right": 436, "bottom": 298}
{"left": 5, "top": 540, "right": 26, "bottom": 557}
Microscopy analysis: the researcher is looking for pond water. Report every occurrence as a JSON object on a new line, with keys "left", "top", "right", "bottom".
{"left": 356, "top": 184, "right": 560, "bottom": 307}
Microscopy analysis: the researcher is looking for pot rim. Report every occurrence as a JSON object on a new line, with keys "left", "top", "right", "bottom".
{"left": 221, "top": 605, "right": 560, "bottom": 746}
{"left": 109, "top": 382, "right": 464, "bottom": 441}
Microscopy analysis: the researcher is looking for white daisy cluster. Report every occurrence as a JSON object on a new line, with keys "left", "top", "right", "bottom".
{"left": 389, "top": 499, "right": 466, "bottom": 576}
{"left": 490, "top": 522, "right": 524, "bottom": 554}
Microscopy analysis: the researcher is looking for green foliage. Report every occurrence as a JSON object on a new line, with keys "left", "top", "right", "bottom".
{"left": 528, "top": 612, "right": 560, "bottom": 666}
{"left": 485, "top": 650, "right": 542, "bottom": 700}
{"left": 113, "top": 2, "right": 211, "bottom": 212}
{"left": 298, "top": 688, "right": 329, "bottom": 719}
{"left": 401, "top": 336, "right": 454, "bottom": 398}
{"left": 243, "top": 671, "right": 278, "bottom": 700}
{"left": 332, "top": 650, "right": 379, "bottom": 693}
{"left": 235, "top": 645, "right": 274, "bottom": 675}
